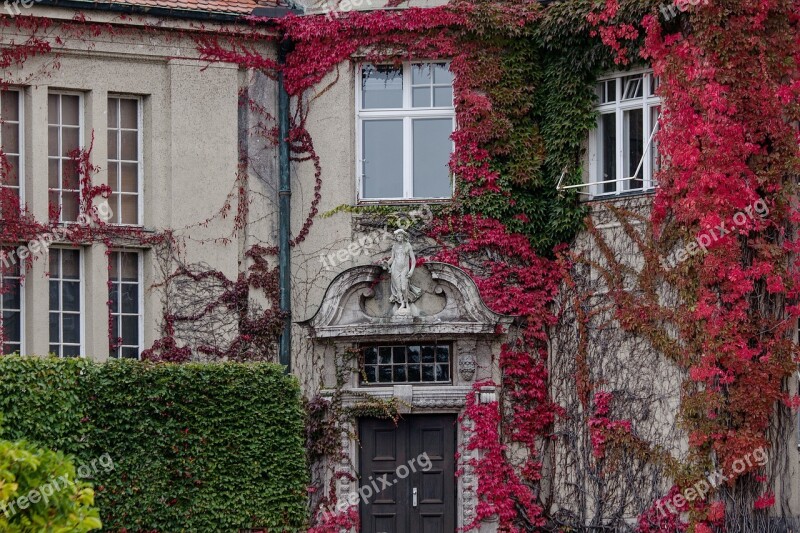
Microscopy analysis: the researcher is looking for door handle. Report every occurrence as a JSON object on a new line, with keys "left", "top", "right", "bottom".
{"left": 412, "top": 487, "right": 418, "bottom": 507}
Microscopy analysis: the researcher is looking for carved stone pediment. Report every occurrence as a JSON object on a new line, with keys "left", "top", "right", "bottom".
{"left": 300, "top": 262, "right": 514, "bottom": 338}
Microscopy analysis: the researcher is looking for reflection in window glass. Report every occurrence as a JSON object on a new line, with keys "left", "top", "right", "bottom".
{"left": 108, "top": 97, "right": 141, "bottom": 225}
{"left": 361, "top": 64, "right": 403, "bottom": 109}
{"left": 109, "top": 251, "right": 141, "bottom": 359}
{"left": 362, "top": 120, "right": 404, "bottom": 199}
{"left": 0, "top": 248, "right": 21, "bottom": 355}
{"left": 48, "top": 93, "right": 81, "bottom": 222}
{"left": 592, "top": 72, "right": 660, "bottom": 196}
{"left": 413, "top": 119, "right": 452, "bottom": 198}
{"left": 361, "top": 343, "right": 451, "bottom": 384}
{"left": 0, "top": 90, "right": 22, "bottom": 213}
{"left": 359, "top": 62, "right": 455, "bottom": 200}
{"left": 49, "top": 248, "right": 81, "bottom": 357}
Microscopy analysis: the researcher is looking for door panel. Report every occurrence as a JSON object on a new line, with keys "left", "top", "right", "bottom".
{"left": 409, "top": 416, "right": 455, "bottom": 532}
{"left": 360, "top": 415, "right": 456, "bottom": 533}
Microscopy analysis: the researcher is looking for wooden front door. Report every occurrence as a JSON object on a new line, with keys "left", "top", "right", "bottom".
{"left": 359, "top": 414, "right": 456, "bottom": 533}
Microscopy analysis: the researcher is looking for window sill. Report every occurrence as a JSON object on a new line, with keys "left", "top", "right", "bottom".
{"left": 583, "top": 188, "right": 657, "bottom": 203}
{"left": 356, "top": 198, "right": 451, "bottom": 206}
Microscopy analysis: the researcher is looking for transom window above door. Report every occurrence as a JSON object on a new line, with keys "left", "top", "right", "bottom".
{"left": 357, "top": 62, "right": 455, "bottom": 202}
{"left": 360, "top": 343, "right": 451, "bottom": 384}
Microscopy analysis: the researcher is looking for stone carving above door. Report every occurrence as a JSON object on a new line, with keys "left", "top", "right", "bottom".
{"left": 300, "top": 261, "right": 514, "bottom": 339}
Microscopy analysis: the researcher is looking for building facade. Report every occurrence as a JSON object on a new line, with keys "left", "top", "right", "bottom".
{"left": 3, "top": 0, "right": 800, "bottom": 531}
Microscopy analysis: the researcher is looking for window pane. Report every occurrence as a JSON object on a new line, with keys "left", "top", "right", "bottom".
{"left": 61, "top": 250, "right": 80, "bottom": 279}
{"left": 121, "top": 130, "right": 138, "bottom": 160}
{"left": 412, "top": 64, "right": 431, "bottom": 85}
{"left": 362, "top": 120, "right": 403, "bottom": 199}
{"left": 624, "top": 108, "right": 644, "bottom": 190}
{"left": 62, "top": 281, "right": 80, "bottom": 311}
{"left": 62, "top": 314, "right": 80, "bottom": 343}
{"left": 1, "top": 123, "right": 19, "bottom": 153}
{"left": 412, "top": 118, "right": 452, "bottom": 198}
{"left": 121, "top": 315, "right": 138, "bottom": 345}
{"left": 600, "top": 113, "right": 617, "bottom": 194}
{"left": 597, "top": 79, "right": 615, "bottom": 104}
{"left": 379, "top": 346, "right": 392, "bottom": 365}
{"left": 121, "top": 347, "right": 139, "bottom": 359}
{"left": 121, "top": 283, "right": 138, "bottom": 313}
{"left": 4, "top": 344, "right": 20, "bottom": 355}
{"left": 107, "top": 99, "right": 118, "bottom": 128}
{"left": 121, "top": 195, "right": 138, "bottom": 225}
{"left": 650, "top": 105, "right": 661, "bottom": 183}
{"left": 361, "top": 64, "right": 403, "bottom": 109}
{"left": 3, "top": 311, "right": 20, "bottom": 345}
{"left": 433, "top": 63, "right": 453, "bottom": 85}
{"left": 1, "top": 91, "right": 19, "bottom": 121}
{"left": 364, "top": 346, "right": 377, "bottom": 365}
{"left": 108, "top": 132, "right": 118, "bottom": 160}
{"left": 422, "top": 345, "right": 435, "bottom": 363}
{"left": 119, "top": 99, "right": 138, "bottom": 129}
{"left": 622, "top": 75, "right": 643, "bottom": 100}
{"left": 48, "top": 94, "right": 59, "bottom": 124}
{"left": 61, "top": 95, "right": 80, "bottom": 125}
{"left": 63, "top": 345, "right": 80, "bottom": 358}
{"left": 49, "top": 313, "right": 59, "bottom": 340}
{"left": 2, "top": 280, "right": 20, "bottom": 309}
{"left": 4, "top": 156, "right": 19, "bottom": 187}
{"left": 433, "top": 87, "right": 453, "bottom": 108}
{"left": 120, "top": 163, "right": 138, "bottom": 192}
{"left": 61, "top": 192, "right": 79, "bottom": 222}
{"left": 61, "top": 127, "right": 79, "bottom": 156}
{"left": 412, "top": 87, "right": 430, "bottom": 108}
{"left": 121, "top": 252, "right": 138, "bottom": 280}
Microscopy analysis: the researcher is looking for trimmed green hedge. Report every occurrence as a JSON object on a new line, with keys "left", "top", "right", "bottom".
{"left": 0, "top": 357, "right": 308, "bottom": 531}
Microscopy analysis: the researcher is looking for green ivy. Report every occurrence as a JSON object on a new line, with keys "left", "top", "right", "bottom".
{"left": 0, "top": 357, "right": 308, "bottom": 532}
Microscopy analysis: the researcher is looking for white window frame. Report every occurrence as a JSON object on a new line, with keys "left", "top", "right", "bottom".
{"left": 107, "top": 95, "right": 144, "bottom": 226}
{"left": 108, "top": 249, "right": 144, "bottom": 360}
{"left": 588, "top": 69, "right": 660, "bottom": 198}
{"left": 48, "top": 247, "right": 84, "bottom": 358}
{"left": 48, "top": 91, "right": 84, "bottom": 223}
{"left": 0, "top": 248, "right": 24, "bottom": 356}
{"left": 356, "top": 61, "right": 456, "bottom": 202}
{"left": 0, "top": 88, "right": 24, "bottom": 209}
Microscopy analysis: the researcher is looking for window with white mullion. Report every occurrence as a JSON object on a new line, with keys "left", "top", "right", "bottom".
{"left": 48, "top": 92, "right": 83, "bottom": 222}
{"left": 107, "top": 96, "right": 142, "bottom": 225}
{"left": 358, "top": 61, "right": 455, "bottom": 201}
{"left": 109, "top": 250, "right": 142, "bottom": 359}
{"left": 0, "top": 89, "right": 23, "bottom": 213}
{"left": 0, "top": 247, "right": 23, "bottom": 355}
{"left": 591, "top": 71, "right": 660, "bottom": 197}
{"left": 48, "top": 248, "right": 82, "bottom": 358}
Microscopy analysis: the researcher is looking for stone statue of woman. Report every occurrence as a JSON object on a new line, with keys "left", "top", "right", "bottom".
{"left": 384, "top": 228, "right": 422, "bottom": 315}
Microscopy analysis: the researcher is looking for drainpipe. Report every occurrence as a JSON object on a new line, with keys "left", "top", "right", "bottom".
{"left": 278, "top": 38, "right": 293, "bottom": 372}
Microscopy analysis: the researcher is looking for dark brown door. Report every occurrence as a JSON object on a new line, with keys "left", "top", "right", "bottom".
{"left": 360, "top": 414, "right": 456, "bottom": 533}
